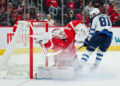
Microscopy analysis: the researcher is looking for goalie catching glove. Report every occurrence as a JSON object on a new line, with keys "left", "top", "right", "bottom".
{"left": 33, "top": 28, "right": 67, "bottom": 44}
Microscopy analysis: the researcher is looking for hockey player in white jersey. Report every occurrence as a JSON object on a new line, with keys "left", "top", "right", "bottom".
{"left": 78, "top": 8, "right": 113, "bottom": 71}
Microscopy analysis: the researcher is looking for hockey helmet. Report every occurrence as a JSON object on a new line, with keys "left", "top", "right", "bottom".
{"left": 89, "top": 8, "right": 100, "bottom": 18}
{"left": 94, "top": 8, "right": 100, "bottom": 15}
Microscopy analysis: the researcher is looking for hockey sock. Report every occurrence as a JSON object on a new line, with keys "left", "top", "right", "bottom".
{"left": 93, "top": 48, "right": 105, "bottom": 68}
{"left": 80, "top": 50, "right": 93, "bottom": 67}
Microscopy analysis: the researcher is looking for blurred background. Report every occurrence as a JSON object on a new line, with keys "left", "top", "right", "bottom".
{"left": 0, "top": 0, "right": 120, "bottom": 26}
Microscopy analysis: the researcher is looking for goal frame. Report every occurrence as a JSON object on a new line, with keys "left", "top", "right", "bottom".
{"left": 29, "top": 21, "right": 48, "bottom": 79}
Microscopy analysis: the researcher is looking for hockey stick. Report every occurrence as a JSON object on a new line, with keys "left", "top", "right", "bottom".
{"left": 39, "top": 41, "right": 48, "bottom": 56}
{"left": 77, "top": 45, "right": 84, "bottom": 51}
{"left": 39, "top": 41, "right": 62, "bottom": 56}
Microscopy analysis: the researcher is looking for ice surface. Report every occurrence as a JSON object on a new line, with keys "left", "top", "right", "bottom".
{"left": 0, "top": 51, "right": 120, "bottom": 86}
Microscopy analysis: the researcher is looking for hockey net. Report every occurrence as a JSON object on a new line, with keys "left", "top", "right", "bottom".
{"left": 0, "top": 21, "right": 51, "bottom": 79}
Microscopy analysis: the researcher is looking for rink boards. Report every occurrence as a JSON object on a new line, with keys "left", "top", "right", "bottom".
{"left": 0, "top": 26, "right": 120, "bottom": 55}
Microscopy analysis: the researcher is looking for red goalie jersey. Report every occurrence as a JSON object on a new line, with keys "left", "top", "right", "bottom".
{"left": 44, "top": 20, "right": 83, "bottom": 66}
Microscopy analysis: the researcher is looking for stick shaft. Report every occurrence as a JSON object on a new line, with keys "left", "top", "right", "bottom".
{"left": 77, "top": 45, "right": 84, "bottom": 51}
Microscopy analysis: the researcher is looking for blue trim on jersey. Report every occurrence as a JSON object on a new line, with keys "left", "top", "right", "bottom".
{"left": 97, "top": 53, "right": 103, "bottom": 57}
{"left": 96, "top": 57, "right": 102, "bottom": 61}
{"left": 81, "top": 58, "right": 87, "bottom": 62}
{"left": 101, "top": 30, "right": 113, "bottom": 37}
{"left": 90, "top": 28, "right": 95, "bottom": 31}
{"left": 94, "top": 30, "right": 113, "bottom": 37}
{"left": 83, "top": 54, "right": 89, "bottom": 58}
{"left": 89, "top": 33, "right": 94, "bottom": 35}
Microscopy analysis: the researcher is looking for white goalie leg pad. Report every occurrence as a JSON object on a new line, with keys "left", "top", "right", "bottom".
{"left": 35, "top": 66, "right": 74, "bottom": 80}
{"left": 55, "top": 57, "right": 75, "bottom": 67}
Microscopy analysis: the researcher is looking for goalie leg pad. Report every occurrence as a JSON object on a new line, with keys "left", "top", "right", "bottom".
{"left": 35, "top": 66, "right": 74, "bottom": 80}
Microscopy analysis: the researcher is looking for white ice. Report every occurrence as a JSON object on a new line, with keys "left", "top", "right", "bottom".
{"left": 0, "top": 51, "right": 120, "bottom": 86}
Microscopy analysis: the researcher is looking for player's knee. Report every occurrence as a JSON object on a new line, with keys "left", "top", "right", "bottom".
{"left": 97, "top": 48, "right": 105, "bottom": 54}
{"left": 99, "top": 47, "right": 107, "bottom": 52}
{"left": 99, "top": 40, "right": 111, "bottom": 52}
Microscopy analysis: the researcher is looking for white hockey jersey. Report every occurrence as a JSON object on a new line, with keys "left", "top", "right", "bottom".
{"left": 88, "top": 14, "right": 113, "bottom": 40}
{"left": 91, "top": 14, "right": 112, "bottom": 32}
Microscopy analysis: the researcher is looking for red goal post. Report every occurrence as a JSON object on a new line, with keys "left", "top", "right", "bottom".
{"left": 29, "top": 20, "right": 48, "bottom": 79}
{"left": 0, "top": 20, "right": 49, "bottom": 79}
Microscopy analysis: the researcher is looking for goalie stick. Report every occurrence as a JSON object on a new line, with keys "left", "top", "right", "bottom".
{"left": 38, "top": 41, "right": 62, "bottom": 56}
{"left": 77, "top": 45, "right": 84, "bottom": 51}
{"left": 35, "top": 44, "right": 84, "bottom": 80}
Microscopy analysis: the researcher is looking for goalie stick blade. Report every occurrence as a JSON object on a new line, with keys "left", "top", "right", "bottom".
{"left": 46, "top": 50, "right": 62, "bottom": 56}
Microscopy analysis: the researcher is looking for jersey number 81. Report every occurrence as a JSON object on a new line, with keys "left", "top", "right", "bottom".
{"left": 99, "top": 17, "right": 111, "bottom": 27}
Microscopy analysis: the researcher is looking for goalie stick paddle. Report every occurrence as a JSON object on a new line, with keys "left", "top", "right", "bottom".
{"left": 39, "top": 41, "right": 62, "bottom": 56}
{"left": 47, "top": 50, "right": 62, "bottom": 56}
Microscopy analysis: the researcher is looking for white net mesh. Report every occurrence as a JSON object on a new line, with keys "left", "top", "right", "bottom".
{"left": 0, "top": 21, "right": 51, "bottom": 79}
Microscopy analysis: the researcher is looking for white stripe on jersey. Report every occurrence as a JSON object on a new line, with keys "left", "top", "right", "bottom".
{"left": 70, "top": 22, "right": 75, "bottom": 30}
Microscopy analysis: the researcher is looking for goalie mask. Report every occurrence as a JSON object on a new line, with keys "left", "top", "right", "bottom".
{"left": 52, "top": 28, "right": 67, "bottom": 39}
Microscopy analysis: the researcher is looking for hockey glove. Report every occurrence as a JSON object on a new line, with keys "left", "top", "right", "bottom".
{"left": 84, "top": 38, "right": 89, "bottom": 47}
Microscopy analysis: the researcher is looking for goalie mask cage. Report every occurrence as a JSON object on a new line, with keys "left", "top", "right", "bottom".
{"left": 0, "top": 21, "right": 49, "bottom": 79}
